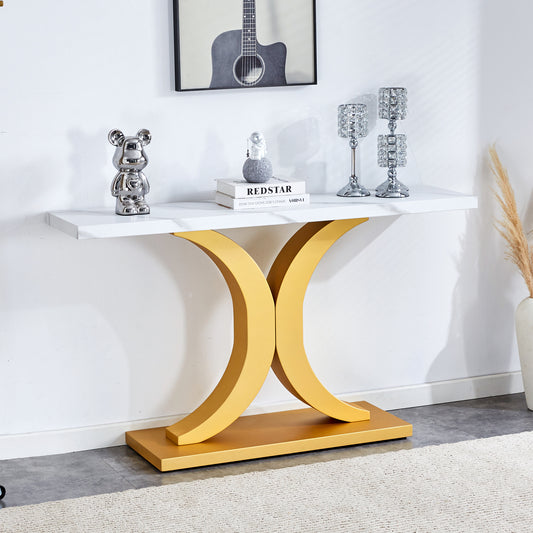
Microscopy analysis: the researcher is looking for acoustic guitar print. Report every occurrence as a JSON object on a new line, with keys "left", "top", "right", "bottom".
{"left": 210, "top": 0, "right": 287, "bottom": 89}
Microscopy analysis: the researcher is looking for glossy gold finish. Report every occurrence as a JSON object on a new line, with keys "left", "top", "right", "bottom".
{"left": 165, "top": 231, "right": 275, "bottom": 445}
{"left": 127, "top": 220, "right": 413, "bottom": 471}
{"left": 126, "top": 402, "right": 412, "bottom": 471}
{"left": 267, "top": 219, "right": 370, "bottom": 422}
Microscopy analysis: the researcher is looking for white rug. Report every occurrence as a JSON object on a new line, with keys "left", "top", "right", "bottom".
{"left": 1, "top": 432, "right": 533, "bottom": 533}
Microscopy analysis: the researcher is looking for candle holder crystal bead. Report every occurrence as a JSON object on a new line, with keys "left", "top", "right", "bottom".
{"left": 336, "top": 103, "right": 370, "bottom": 197}
{"left": 376, "top": 87, "right": 409, "bottom": 198}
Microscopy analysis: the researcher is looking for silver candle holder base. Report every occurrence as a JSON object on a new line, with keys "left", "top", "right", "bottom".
{"left": 337, "top": 178, "right": 370, "bottom": 197}
{"left": 375, "top": 174, "right": 409, "bottom": 198}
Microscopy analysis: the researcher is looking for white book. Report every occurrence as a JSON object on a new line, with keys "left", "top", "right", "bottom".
{"left": 216, "top": 176, "right": 306, "bottom": 199}
{"left": 215, "top": 192, "right": 310, "bottom": 210}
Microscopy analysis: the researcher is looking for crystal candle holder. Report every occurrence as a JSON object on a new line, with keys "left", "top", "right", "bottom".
{"left": 336, "top": 103, "right": 370, "bottom": 197}
{"left": 376, "top": 87, "right": 409, "bottom": 198}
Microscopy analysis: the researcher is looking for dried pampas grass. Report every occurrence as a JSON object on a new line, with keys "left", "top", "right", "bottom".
{"left": 490, "top": 145, "right": 533, "bottom": 297}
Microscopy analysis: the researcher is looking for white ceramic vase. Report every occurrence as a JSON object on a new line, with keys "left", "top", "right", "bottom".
{"left": 515, "top": 297, "right": 533, "bottom": 410}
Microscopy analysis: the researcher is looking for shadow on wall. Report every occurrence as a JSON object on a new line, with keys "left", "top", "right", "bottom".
{"left": 309, "top": 215, "right": 400, "bottom": 283}
{"left": 276, "top": 118, "right": 326, "bottom": 191}
{"left": 68, "top": 129, "right": 109, "bottom": 208}
{"left": 0, "top": 220, "right": 235, "bottom": 431}
{"left": 169, "top": 130, "right": 231, "bottom": 202}
{"left": 132, "top": 233, "right": 234, "bottom": 419}
{"left": 427, "top": 0, "right": 526, "bottom": 399}
{"left": 273, "top": 93, "right": 378, "bottom": 194}
{"left": 347, "top": 93, "right": 378, "bottom": 133}
{"left": 426, "top": 158, "right": 516, "bottom": 399}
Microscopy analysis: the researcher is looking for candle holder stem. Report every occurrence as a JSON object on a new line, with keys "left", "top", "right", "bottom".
{"left": 337, "top": 137, "right": 369, "bottom": 197}
{"left": 351, "top": 140, "right": 357, "bottom": 179}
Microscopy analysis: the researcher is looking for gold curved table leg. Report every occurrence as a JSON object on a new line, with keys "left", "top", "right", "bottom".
{"left": 126, "top": 220, "right": 412, "bottom": 471}
{"left": 165, "top": 231, "right": 276, "bottom": 446}
{"left": 267, "top": 219, "right": 371, "bottom": 422}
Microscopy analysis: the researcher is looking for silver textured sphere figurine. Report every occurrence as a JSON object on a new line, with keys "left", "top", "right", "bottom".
{"left": 109, "top": 129, "right": 151, "bottom": 215}
{"left": 242, "top": 131, "right": 273, "bottom": 183}
{"left": 336, "top": 104, "right": 370, "bottom": 197}
{"left": 376, "top": 88, "right": 409, "bottom": 198}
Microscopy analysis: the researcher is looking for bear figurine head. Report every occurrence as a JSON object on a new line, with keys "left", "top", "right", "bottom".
{"left": 108, "top": 129, "right": 151, "bottom": 172}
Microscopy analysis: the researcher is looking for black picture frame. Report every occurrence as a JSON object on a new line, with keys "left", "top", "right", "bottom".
{"left": 173, "top": 0, "right": 317, "bottom": 92}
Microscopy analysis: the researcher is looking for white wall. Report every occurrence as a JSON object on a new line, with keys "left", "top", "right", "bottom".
{"left": 0, "top": 0, "right": 530, "bottom": 458}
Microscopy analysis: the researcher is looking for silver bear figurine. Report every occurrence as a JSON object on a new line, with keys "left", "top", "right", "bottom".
{"left": 109, "top": 129, "right": 151, "bottom": 215}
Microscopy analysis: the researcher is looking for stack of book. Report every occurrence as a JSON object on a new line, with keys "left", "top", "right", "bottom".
{"left": 215, "top": 177, "right": 309, "bottom": 210}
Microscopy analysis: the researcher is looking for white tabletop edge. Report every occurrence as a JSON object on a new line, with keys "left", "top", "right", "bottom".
{"left": 48, "top": 187, "right": 478, "bottom": 240}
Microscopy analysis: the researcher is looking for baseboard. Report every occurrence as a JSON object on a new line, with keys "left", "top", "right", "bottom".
{"left": 246, "top": 371, "right": 525, "bottom": 415}
{"left": 0, "top": 372, "right": 524, "bottom": 460}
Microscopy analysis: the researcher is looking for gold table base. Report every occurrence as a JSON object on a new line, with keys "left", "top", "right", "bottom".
{"left": 126, "top": 220, "right": 413, "bottom": 471}
{"left": 126, "top": 402, "right": 412, "bottom": 472}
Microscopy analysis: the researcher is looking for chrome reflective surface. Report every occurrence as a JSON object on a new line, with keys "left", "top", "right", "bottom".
{"left": 376, "top": 88, "right": 409, "bottom": 198}
{"left": 109, "top": 129, "right": 151, "bottom": 215}
{"left": 337, "top": 104, "right": 370, "bottom": 197}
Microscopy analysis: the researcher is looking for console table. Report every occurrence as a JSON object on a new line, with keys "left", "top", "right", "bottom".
{"left": 48, "top": 186, "right": 477, "bottom": 471}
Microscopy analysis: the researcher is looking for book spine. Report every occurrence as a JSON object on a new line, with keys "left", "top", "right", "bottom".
{"left": 217, "top": 181, "right": 306, "bottom": 198}
{"left": 216, "top": 193, "right": 310, "bottom": 210}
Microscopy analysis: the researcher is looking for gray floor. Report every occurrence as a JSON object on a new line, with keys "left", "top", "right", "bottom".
{"left": 1, "top": 393, "right": 532, "bottom": 509}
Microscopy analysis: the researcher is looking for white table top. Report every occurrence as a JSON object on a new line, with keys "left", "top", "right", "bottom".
{"left": 47, "top": 186, "right": 478, "bottom": 240}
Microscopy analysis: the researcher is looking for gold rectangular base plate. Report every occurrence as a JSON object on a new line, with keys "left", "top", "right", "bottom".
{"left": 126, "top": 402, "right": 412, "bottom": 472}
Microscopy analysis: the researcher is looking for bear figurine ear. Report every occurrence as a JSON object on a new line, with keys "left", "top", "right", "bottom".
{"left": 108, "top": 129, "right": 125, "bottom": 147}
{"left": 137, "top": 129, "right": 151, "bottom": 146}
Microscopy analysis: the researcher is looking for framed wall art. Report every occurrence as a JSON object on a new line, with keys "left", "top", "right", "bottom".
{"left": 173, "top": 0, "right": 317, "bottom": 92}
